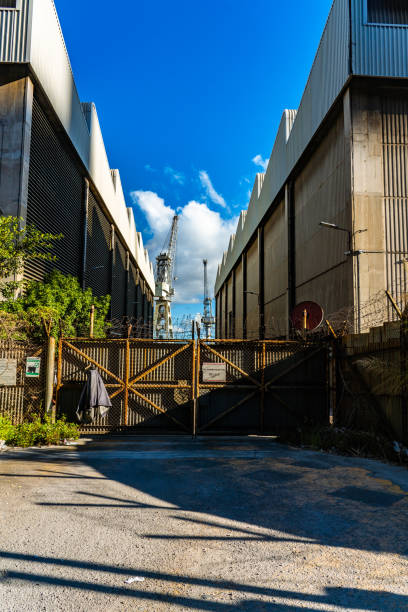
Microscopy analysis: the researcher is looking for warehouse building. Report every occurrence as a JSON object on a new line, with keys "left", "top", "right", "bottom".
{"left": 215, "top": 0, "right": 408, "bottom": 339}
{"left": 0, "top": 0, "right": 155, "bottom": 334}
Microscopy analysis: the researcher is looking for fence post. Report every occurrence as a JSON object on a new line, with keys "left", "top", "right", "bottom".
{"left": 45, "top": 336, "right": 56, "bottom": 422}
{"left": 89, "top": 305, "right": 95, "bottom": 338}
{"left": 328, "top": 342, "right": 336, "bottom": 425}
{"left": 124, "top": 338, "right": 130, "bottom": 426}
{"left": 193, "top": 340, "right": 200, "bottom": 437}
{"left": 401, "top": 317, "right": 408, "bottom": 441}
{"left": 192, "top": 340, "right": 196, "bottom": 437}
{"left": 260, "top": 341, "right": 266, "bottom": 433}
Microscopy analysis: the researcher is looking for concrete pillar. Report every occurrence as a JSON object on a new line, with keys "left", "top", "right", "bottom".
{"left": 0, "top": 76, "right": 33, "bottom": 220}
{"left": 350, "top": 87, "right": 386, "bottom": 331}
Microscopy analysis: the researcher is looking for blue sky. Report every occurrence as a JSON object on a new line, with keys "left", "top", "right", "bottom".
{"left": 54, "top": 0, "right": 333, "bottom": 321}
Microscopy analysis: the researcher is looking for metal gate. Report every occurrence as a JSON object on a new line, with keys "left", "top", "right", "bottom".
{"left": 56, "top": 338, "right": 329, "bottom": 434}
{"left": 56, "top": 338, "right": 195, "bottom": 433}
{"left": 196, "top": 340, "right": 328, "bottom": 434}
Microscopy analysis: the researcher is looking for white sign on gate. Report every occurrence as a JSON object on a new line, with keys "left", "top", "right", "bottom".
{"left": 0, "top": 358, "right": 17, "bottom": 386}
{"left": 202, "top": 362, "right": 226, "bottom": 383}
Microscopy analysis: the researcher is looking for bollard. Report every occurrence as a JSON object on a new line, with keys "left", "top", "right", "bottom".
{"left": 45, "top": 336, "right": 56, "bottom": 422}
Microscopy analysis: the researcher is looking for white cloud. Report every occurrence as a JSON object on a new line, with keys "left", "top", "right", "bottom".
{"left": 164, "top": 166, "right": 185, "bottom": 185}
{"left": 131, "top": 190, "right": 238, "bottom": 304}
{"left": 130, "top": 191, "right": 174, "bottom": 254}
{"left": 144, "top": 164, "right": 157, "bottom": 172}
{"left": 199, "top": 170, "right": 227, "bottom": 208}
{"left": 252, "top": 154, "right": 269, "bottom": 171}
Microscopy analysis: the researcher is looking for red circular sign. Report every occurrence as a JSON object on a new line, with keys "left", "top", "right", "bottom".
{"left": 291, "top": 301, "right": 324, "bottom": 331}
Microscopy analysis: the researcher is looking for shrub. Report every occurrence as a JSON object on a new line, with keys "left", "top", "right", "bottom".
{"left": 0, "top": 415, "right": 15, "bottom": 442}
{"left": 0, "top": 415, "right": 79, "bottom": 448}
{"left": 2, "top": 270, "right": 110, "bottom": 342}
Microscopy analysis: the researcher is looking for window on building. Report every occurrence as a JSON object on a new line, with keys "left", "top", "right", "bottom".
{"left": 367, "top": 0, "right": 408, "bottom": 25}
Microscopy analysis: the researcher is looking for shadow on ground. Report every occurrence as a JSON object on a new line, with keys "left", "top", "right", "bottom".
{"left": 1, "top": 436, "right": 408, "bottom": 610}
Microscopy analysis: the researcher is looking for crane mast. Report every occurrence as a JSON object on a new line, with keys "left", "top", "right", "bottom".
{"left": 202, "top": 259, "right": 215, "bottom": 339}
{"left": 153, "top": 215, "right": 179, "bottom": 339}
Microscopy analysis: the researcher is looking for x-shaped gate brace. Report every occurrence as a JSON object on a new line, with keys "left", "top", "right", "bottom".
{"left": 196, "top": 341, "right": 327, "bottom": 433}
{"left": 56, "top": 339, "right": 327, "bottom": 434}
{"left": 57, "top": 339, "right": 194, "bottom": 431}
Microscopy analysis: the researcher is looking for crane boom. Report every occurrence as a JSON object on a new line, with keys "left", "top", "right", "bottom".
{"left": 202, "top": 259, "right": 215, "bottom": 339}
{"left": 153, "top": 215, "right": 179, "bottom": 339}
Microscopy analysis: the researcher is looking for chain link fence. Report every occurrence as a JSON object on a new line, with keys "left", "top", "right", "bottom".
{"left": 0, "top": 340, "right": 46, "bottom": 424}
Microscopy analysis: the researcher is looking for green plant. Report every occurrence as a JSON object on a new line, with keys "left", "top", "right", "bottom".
{"left": 0, "top": 415, "right": 79, "bottom": 448}
{"left": 0, "top": 216, "right": 61, "bottom": 299}
{"left": 2, "top": 270, "right": 110, "bottom": 341}
{"left": 0, "top": 414, "right": 15, "bottom": 441}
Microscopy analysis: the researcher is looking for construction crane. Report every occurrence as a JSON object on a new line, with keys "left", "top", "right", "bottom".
{"left": 153, "top": 215, "right": 179, "bottom": 339}
{"left": 202, "top": 259, "right": 215, "bottom": 339}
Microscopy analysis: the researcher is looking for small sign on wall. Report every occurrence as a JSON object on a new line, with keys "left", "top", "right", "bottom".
{"left": 202, "top": 362, "right": 226, "bottom": 383}
{"left": 26, "top": 357, "right": 41, "bottom": 378}
{"left": 0, "top": 358, "right": 17, "bottom": 386}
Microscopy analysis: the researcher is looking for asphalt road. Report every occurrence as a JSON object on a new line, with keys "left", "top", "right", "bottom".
{"left": 0, "top": 436, "right": 408, "bottom": 611}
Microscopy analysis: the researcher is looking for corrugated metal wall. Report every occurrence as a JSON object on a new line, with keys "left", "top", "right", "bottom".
{"left": 246, "top": 239, "right": 259, "bottom": 339}
{"left": 382, "top": 95, "right": 408, "bottom": 306}
{"left": 85, "top": 190, "right": 112, "bottom": 298}
{"left": 234, "top": 261, "right": 243, "bottom": 337}
{"left": 0, "top": 0, "right": 29, "bottom": 63}
{"left": 295, "top": 111, "right": 351, "bottom": 314}
{"left": 216, "top": 0, "right": 350, "bottom": 293}
{"left": 25, "top": 95, "right": 83, "bottom": 281}
{"left": 367, "top": 0, "right": 408, "bottom": 25}
{"left": 111, "top": 239, "right": 127, "bottom": 320}
{"left": 353, "top": 0, "right": 408, "bottom": 77}
{"left": 264, "top": 199, "right": 288, "bottom": 337}
{"left": 127, "top": 263, "right": 138, "bottom": 319}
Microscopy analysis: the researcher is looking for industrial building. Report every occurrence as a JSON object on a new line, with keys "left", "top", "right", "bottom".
{"left": 215, "top": 0, "right": 408, "bottom": 339}
{"left": 0, "top": 0, "right": 155, "bottom": 333}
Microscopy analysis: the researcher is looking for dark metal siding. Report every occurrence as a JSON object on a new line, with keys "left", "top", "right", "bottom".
{"left": 25, "top": 96, "right": 83, "bottom": 281}
{"left": 111, "top": 239, "right": 127, "bottom": 320}
{"left": 85, "top": 190, "right": 111, "bottom": 298}
{"left": 367, "top": 0, "right": 408, "bottom": 24}
{"left": 127, "top": 263, "right": 137, "bottom": 318}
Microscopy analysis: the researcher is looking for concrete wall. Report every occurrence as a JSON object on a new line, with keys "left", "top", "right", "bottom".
{"left": 294, "top": 108, "right": 353, "bottom": 316}
{"left": 0, "top": 75, "right": 31, "bottom": 218}
{"left": 350, "top": 83, "right": 408, "bottom": 327}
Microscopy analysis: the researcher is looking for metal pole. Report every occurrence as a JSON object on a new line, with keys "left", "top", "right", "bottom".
{"left": 260, "top": 341, "right": 266, "bottom": 433}
{"left": 45, "top": 336, "right": 56, "bottom": 422}
{"left": 356, "top": 252, "right": 361, "bottom": 334}
{"left": 192, "top": 340, "right": 197, "bottom": 437}
{"left": 124, "top": 338, "right": 130, "bottom": 426}
{"left": 89, "top": 305, "right": 95, "bottom": 338}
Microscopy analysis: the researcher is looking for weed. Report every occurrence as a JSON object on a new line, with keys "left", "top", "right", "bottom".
{"left": 0, "top": 414, "right": 79, "bottom": 447}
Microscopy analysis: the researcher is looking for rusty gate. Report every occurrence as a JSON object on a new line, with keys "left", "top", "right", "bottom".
{"left": 56, "top": 338, "right": 329, "bottom": 434}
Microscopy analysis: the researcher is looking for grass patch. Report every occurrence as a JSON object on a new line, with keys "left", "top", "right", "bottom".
{"left": 0, "top": 414, "right": 79, "bottom": 448}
